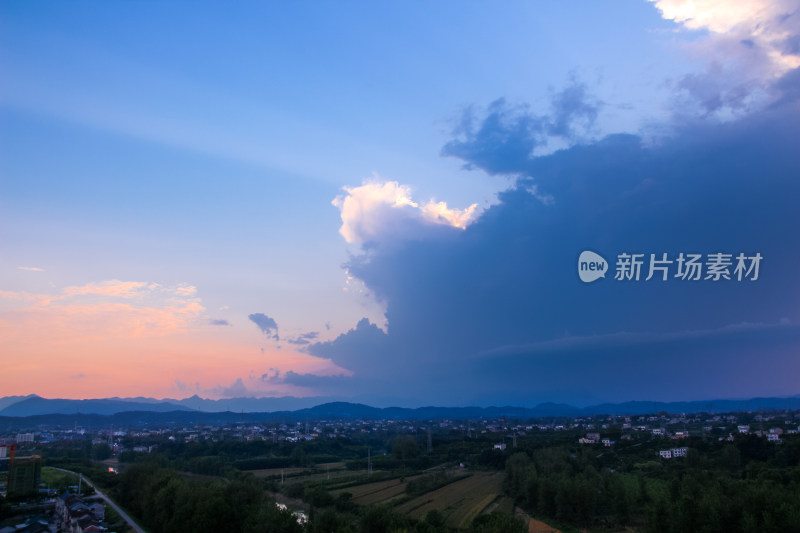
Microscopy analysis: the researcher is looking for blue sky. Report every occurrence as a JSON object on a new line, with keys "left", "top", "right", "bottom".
{"left": 1, "top": 1, "right": 799, "bottom": 405}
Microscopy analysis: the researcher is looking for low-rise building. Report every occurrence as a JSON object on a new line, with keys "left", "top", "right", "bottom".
{"left": 659, "top": 447, "right": 688, "bottom": 459}
{"left": 672, "top": 447, "right": 688, "bottom": 457}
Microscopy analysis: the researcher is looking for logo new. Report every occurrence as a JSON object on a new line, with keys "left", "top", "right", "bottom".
{"left": 578, "top": 251, "right": 607, "bottom": 283}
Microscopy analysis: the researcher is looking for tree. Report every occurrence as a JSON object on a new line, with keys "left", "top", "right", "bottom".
{"left": 243, "top": 496, "right": 305, "bottom": 533}
{"left": 392, "top": 435, "right": 420, "bottom": 463}
{"left": 359, "top": 505, "right": 406, "bottom": 533}
{"left": 471, "top": 511, "right": 526, "bottom": 533}
{"left": 92, "top": 443, "right": 112, "bottom": 460}
{"left": 422, "top": 510, "right": 446, "bottom": 533}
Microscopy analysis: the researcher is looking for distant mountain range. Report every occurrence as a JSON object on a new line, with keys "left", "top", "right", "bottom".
{"left": 0, "top": 394, "right": 798, "bottom": 420}
{"left": 0, "top": 396, "right": 196, "bottom": 416}
{"left": 0, "top": 395, "right": 37, "bottom": 411}
{"left": 0, "top": 394, "right": 339, "bottom": 417}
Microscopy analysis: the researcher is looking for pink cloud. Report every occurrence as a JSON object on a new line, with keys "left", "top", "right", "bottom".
{"left": 0, "top": 280, "right": 346, "bottom": 399}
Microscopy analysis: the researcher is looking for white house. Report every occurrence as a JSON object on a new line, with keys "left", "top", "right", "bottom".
{"left": 671, "top": 447, "right": 688, "bottom": 457}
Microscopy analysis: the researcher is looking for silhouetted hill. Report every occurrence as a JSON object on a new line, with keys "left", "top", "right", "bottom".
{"left": 0, "top": 394, "right": 37, "bottom": 411}
{"left": 0, "top": 396, "right": 195, "bottom": 416}
{"left": 167, "top": 394, "right": 339, "bottom": 413}
{"left": 1, "top": 395, "right": 798, "bottom": 425}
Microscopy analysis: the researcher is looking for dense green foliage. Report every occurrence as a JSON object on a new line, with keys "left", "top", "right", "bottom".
{"left": 504, "top": 435, "right": 800, "bottom": 532}
{"left": 34, "top": 411, "right": 800, "bottom": 532}
{"left": 107, "top": 463, "right": 524, "bottom": 533}
{"left": 470, "top": 511, "right": 527, "bottom": 533}
{"left": 115, "top": 464, "right": 303, "bottom": 533}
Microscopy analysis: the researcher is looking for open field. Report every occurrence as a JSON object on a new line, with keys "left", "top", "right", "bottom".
{"left": 395, "top": 471, "right": 505, "bottom": 529}
{"left": 250, "top": 461, "right": 347, "bottom": 480}
{"left": 331, "top": 474, "right": 425, "bottom": 506}
{"left": 483, "top": 495, "right": 514, "bottom": 515}
{"left": 41, "top": 466, "right": 79, "bottom": 490}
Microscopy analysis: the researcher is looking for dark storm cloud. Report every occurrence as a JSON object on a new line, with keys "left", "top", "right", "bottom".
{"left": 312, "top": 70, "right": 800, "bottom": 406}
{"left": 308, "top": 318, "right": 388, "bottom": 375}
{"left": 248, "top": 313, "right": 279, "bottom": 340}
{"left": 282, "top": 370, "right": 351, "bottom": 389}
{"left": 441, "top": 79, "right": 600, "bottom": 173}
{"left": 772, "top": 67, "right": 800, "bottom": 106}
{"left": 546, "top": 78, "right": 600, "bottom": 137}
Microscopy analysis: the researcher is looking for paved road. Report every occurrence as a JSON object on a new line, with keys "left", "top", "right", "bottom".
{"left": 51, "top": 467, "right": 146, "bottom": 533}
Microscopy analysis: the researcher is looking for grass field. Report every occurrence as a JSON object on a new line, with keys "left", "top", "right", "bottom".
{"left": 41, "top": 466, "right": 79, "bottom": 490}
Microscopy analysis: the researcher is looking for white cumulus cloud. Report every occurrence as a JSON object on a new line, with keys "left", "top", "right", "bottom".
{"left": 651, "top": 0, "right": 800, "bottom": 116}
{"left": 332, "top": 179, "right": 478, "bottom": 245}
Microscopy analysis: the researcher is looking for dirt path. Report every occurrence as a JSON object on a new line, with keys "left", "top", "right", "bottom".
{"left": 515, "top": 506, "right": 562, "bottom": 533}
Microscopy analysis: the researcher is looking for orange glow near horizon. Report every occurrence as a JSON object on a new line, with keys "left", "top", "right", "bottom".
{"left": 0, "top": 281, "right": 347, "bottom": 400}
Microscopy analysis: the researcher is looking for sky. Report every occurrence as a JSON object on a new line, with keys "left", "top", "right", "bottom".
{"left": 1, "top": 0, "right": 799, "bottom": 407}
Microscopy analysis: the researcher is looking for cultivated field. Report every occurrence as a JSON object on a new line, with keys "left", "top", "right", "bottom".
{"left": 250, "top": 462, "right": 347, "bottom": 480}
{"left": 322, "top": 467, "right": 516, "bottom": 529}
{"left": 332, "top": 475, "right": 416, "bottom": 505}
{"left": 395, "top": 471, "right": 505, "bottom": 529}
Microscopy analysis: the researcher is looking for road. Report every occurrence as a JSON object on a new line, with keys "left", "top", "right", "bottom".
{"left": 51, "top": 467, "right": 147, "bottom": 533}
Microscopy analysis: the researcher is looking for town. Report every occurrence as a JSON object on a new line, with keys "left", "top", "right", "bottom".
{"left": 1, "top": 407, "right": 798, "bottom": 532}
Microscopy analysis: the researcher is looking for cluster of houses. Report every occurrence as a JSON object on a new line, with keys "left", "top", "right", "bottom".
{"left": 578, "top": 433, "right": 616, "bottom": 446}
{"left": 659, "top": 447, "right": 689, "bottom": 459}
{"left": 0, "top": 492, "right": 107, "bottom": 533}
{"left": 732, "top": 424, "right": 784, "bottom": 442}
{"left": 0, "top": 516, "right": 51, "bottom": 533}
{"left": 577, "top": 420, "right": 790, "bottom": 460}
{"left": 55, "top": 493, "right": 106, "bottom": 532}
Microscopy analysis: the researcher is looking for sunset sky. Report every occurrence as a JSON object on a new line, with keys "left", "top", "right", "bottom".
{"left": 2, "top": 1, "right": 799, "bottom": 406}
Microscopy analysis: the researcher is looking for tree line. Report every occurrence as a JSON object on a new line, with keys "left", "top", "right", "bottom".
{"left": 504, "top": 435, "right": 800, "bottom": 532}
